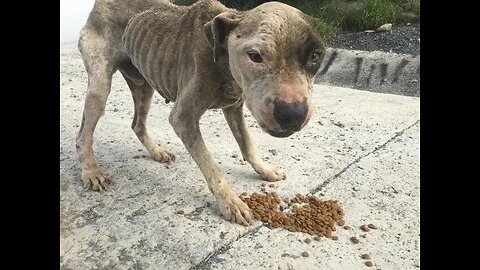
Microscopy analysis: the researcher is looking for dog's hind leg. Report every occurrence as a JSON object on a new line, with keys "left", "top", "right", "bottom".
{"left": 119, "top": 65, "right": 175, "bottom": 164}
{"left": 76, "top": 33, "right": 115, "bottom": 191}
{"left": 223, "top": 103, "right": 286, "bottom": 182}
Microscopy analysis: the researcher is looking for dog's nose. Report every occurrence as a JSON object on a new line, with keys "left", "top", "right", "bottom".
{"left": 273, "top": 98, "right": 308, "bottom": 130}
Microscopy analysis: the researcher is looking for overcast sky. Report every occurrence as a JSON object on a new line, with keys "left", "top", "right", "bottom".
{"left": 60, "top": 0, "right": 96, "bottom": 43}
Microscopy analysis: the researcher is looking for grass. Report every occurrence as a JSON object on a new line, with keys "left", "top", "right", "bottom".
{"left": 219, "top": 0, "right": 420, "bottom": 44}
{"left": 361, "top": 0, "right": 396, "bottom": 30}
{"left": 409, "top": 0, "right": 421, "bottom": 14}
{"left": 173, "top": 1, "right": 420, "bottom": 44}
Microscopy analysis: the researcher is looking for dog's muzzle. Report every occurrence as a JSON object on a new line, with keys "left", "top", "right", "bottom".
{"left": 259, "top": 97, "right": 308, "bottom": 138}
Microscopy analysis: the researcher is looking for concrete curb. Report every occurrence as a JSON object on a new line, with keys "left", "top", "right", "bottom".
{"left": 315, "top": 48, "right": 420, "bottom": 97}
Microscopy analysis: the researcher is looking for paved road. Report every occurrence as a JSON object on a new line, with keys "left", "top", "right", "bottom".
{"left": 60, "top": 43, "right": 420, "bottom": 270}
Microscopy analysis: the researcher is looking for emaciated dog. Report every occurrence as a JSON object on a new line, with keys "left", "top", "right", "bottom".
{"left": 77, "top": 0, "right": 326, "bottom": 225}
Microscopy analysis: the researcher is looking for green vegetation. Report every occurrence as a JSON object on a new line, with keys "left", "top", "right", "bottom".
{"left": 172, "top": 1, "right": 420, "bottom": 44}
{"left": 220, "top": 0, "right": 420, "bottom": 44}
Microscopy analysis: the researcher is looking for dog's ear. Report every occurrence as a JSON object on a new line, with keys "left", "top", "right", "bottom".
{"left": 204, "top": 11, "right": 243, "bottom": 63}
{"left": 301, "top": 13, "right": 318, "bottom": 30}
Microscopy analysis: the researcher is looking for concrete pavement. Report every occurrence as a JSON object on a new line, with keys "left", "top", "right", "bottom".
{"left": 60, "top": 43, "right": 419, "bottom": 270}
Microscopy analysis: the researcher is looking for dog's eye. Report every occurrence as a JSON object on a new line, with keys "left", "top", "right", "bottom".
{"left": 247, "top": 50, "right": 263, "bottom": 63}
{"left": 308, "top": 51, "right": 322, "bottom": 66}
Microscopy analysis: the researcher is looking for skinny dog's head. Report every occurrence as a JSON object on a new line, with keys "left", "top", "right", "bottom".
{"left": 205, "top": 1, "right": 325, "bottom": 137}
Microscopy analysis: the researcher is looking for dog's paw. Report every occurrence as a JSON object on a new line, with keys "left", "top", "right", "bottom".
{"left": 256, "top": 165, "right": 286, "bottom": 182}
{"left": 150, "top": 147, "right": 176, "bottom": 164}
{"left": 218, "top": 192, "right": 253, "bottom": 226}
{"left": 82, "top": 169, "right": 111, "bottom": 192}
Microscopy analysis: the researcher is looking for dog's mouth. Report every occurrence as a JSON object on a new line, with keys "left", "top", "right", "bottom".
{"left": 259, "top": 123, "right": 296, "bottom": 138}
{"left": 266, "top": 129, "right": 296, "bottom": 138}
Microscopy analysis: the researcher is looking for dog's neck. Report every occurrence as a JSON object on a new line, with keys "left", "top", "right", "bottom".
{"left": 209, "top": 53, "right": 244, "bottom": 108}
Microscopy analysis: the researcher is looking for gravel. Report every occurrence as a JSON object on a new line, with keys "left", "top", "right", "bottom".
{"left": 330, "top": 24, "right": 420, "bottom": 55}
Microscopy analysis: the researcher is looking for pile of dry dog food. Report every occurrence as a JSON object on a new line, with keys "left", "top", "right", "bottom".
{"left": 240, "top": 191, "right": 377, "bottom": 267}
{"left": 240, "top": 192, "right": 344, "bottom": 238}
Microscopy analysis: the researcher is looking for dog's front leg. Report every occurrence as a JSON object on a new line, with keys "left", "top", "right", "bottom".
{"left": 223, "top": 103, "right": 286, "bottom": 182}
{"left": 169, "top": 103, "right": 252, "bottom": 226}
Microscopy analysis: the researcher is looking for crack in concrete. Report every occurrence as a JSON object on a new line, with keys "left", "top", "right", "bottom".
{"left": 190, "top": 225, "right": 264, "bottom": 270}
{"left": 311, "top": 119, "right": 419, "bottom": 195}
{"left": 60, "top": 245, "right": 74, "bottom": 263}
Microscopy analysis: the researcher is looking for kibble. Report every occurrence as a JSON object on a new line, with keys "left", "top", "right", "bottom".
{"left": 350, "top": 237, "right": 360, "bottom": 244}
{"left": 313, "top": 236, "right": 321, "bottom": 241}
{"left": 331, "top": 236, "right": 338, "bottom": 240}
{"left": 338, "top": 220, "right": 345, "bottom": 226}
{"left": 343, "top": 225, "right": 351, "bottom": 230}
{"left": 176, "top": 210, "right": 185, "bottom": 214}
{"left": 305, "top": 238, "right": 312, "bottom": 244}
{"left": 367, "top": 224, "right": 377, "bottom": 229}
{"left": 268, "top": 184, "right": 275, "bottom": 188}
{"left": 365, "top": 261, "right": 374, "bottom": 267}
{"left": 360, "top": 225, "right": 370, "bottom": 232}
{"left": 301, "top": 251, "right": 309, "bottom": 257}
{"left": 240, "top": 192, "right": 345, "bottom": 239}
{"left": 361, "top": 254, "right": 370, "bottom": 260}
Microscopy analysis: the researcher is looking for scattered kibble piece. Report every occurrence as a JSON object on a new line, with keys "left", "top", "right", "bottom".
{"left": 350, "top": 237, "right": 360, "bottom": 244}
{"left": 360, "top": 225, "right": 370, "bottom": 232}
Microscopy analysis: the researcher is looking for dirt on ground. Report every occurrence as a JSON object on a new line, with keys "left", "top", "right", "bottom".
{"left": 330, "top": 23, "right": 420, "bottom": 55}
